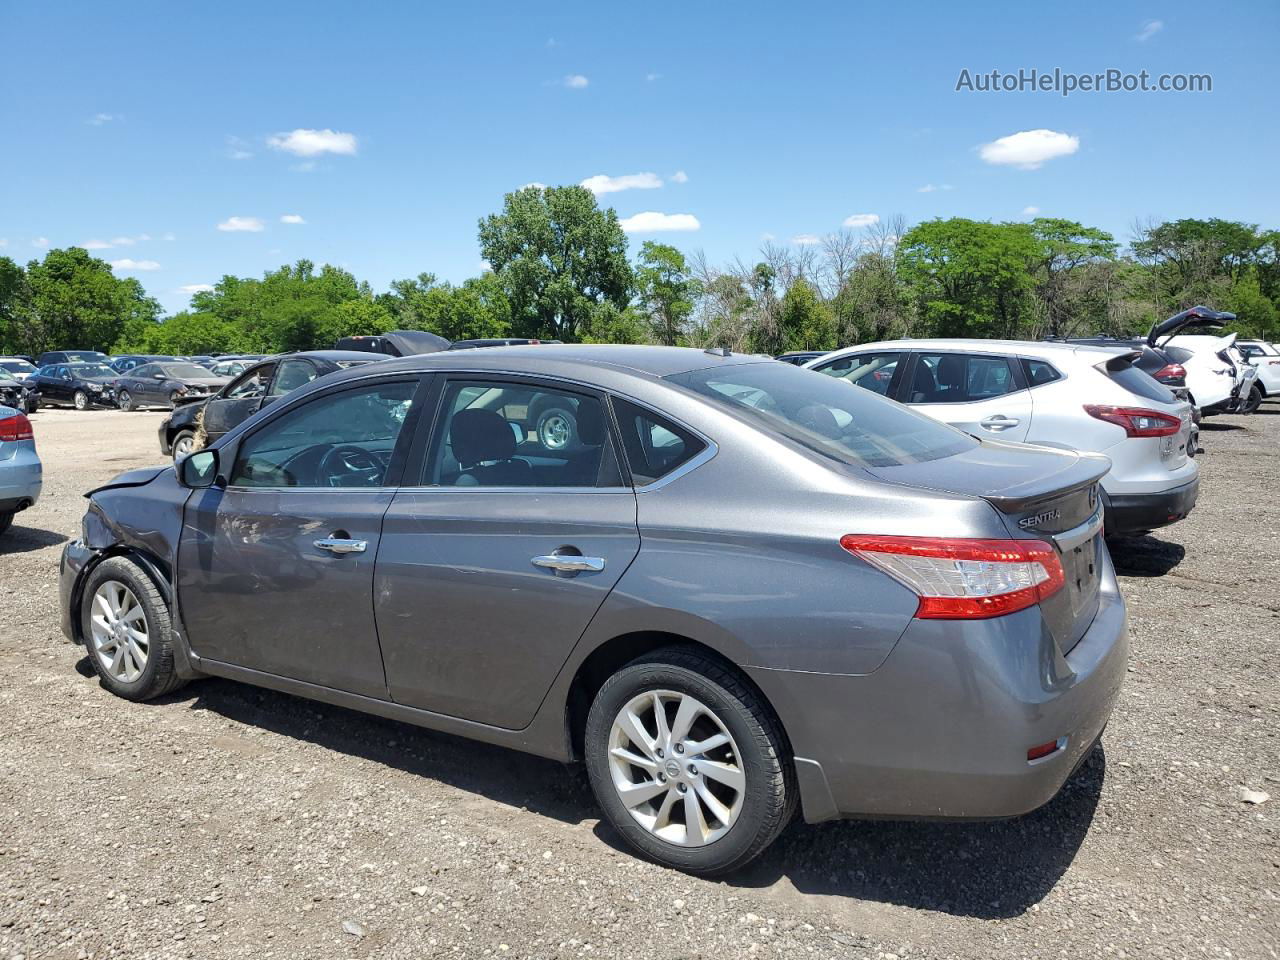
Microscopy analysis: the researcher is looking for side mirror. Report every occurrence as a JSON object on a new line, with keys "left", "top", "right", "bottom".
{"left": 154, "top": 372, "right": 167, "bottom": 380}
{"left": 178, "top": 449, "right": 219, "bottom": 488}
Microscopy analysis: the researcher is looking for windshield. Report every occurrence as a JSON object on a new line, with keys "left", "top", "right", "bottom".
{"left": 668, "top": 361, "right": 977, "bottom": 468}
{"left": 0, "top": 361, "right": 35, "bottom": 374}
{"left": 68, "top": 364, "right": 116, "bottom": 377}
{"left": 161, "top": 363, "right": 213, "bottom": 378}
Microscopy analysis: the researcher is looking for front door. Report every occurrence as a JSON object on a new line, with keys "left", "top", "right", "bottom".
{"left": 201, "top": 361, "right": 277, "bottom": 442}
{"left": 177, "top": 377, "right": 422, "bottom": 698}
{"left": 375, "top": 377, "right": 640, "bottom": 729}
{"left": 902, "top": 351, "right": 1034, "bottom": 443}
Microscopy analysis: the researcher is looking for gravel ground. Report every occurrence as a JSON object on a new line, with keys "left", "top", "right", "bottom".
{"left": 1, "top": 404, "right": 1277, "bottom": 960}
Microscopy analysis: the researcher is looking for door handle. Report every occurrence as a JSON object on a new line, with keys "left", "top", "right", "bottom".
{"left": 314, "top": 537, "right": 367, "bottom": 555}
{"left": 532, "top": 554, "right": 606, "bottom": 573}
{"left": 980, "top": 415, "right": 1020, "bottom": 430}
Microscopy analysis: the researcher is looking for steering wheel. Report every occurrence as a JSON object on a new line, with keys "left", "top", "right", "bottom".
{"left": 317, "top": 444, "right": 384, "bottom": 487}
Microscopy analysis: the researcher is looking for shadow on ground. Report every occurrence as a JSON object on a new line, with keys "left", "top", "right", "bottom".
{"left": 1200, "top": 421, "right": 1244, "bottom": 432}
{"left": 1107, "top": 534, "right": 1186, "bottom": 576}
{"left": 0, "top": 524, "right": 68, "bottom": 555}
{"left": 73, "top": 655, "right": 1105, "bottom": 922}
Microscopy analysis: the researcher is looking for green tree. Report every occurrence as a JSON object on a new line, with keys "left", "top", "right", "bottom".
{"left": 635, "top": 242, "right": 701, "bottom": 345}
{"left": 1028, "top": 218, "right": 1118, "bottom": 336}
{"left": 478, "top": 185, "right": 633, "bottom": 341}
{"left": 0, "top": 257, "right": 30, "bottom": 354}
{"left": 775, "top": 278, "right": 833, "bottom": 352}
{"left": 381, "top": 272, "right": 511, "bottom": 341}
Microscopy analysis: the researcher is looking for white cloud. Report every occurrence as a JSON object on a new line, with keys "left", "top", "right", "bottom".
{"left": 230, "top": 149, "right": 253, "bottom": 160}
{"left": 88, "top": 113, "right": 118, "bottom": 125}
{"left": 79, "top": 240, "right": 113, "bottom": 250}
{"left": 227, "top": 135, "right": 253, "bottom": 160}
{"left": 791, "top": 234, "right": 822, "bottom": 246}
{"left": 917, "top": 183, "right": 954, "bottom": 193}
{"left": 31, "top": 237, "right": 48, "bottom": 248}
{"left": 179, "top": 283, "right": 214, "bottom": 294}
{"left": 580, "top": 172, "right": 663, "bottom": 195}
{"left": 162, "top": 232, "right": 176, "bottom": 241}
{"left": 619, "top": 212, "right": 700, "bottom": 233}
{"left": 1136, "top": 19, "right": 1163, "bottom": 42}
{"left": 110, "top": 258, "right": 160, "bottom": 271}
{"left": 518, "top": 181, "right": 547, "bottom": 191}
{"left": 267, "top": 128, "right": 358, "bottom": 157}
{"left": 280, "top": 214, "right": 306, "bottom": 224}
{"left": 670, "top": 170, "right": 688, "bottom": 184}
{"left": 760, "top": 232, "right": 776, "bottom": 242}
{"left": 217, "top": 216, "right": 265, "bottom": 233}
{"left": 1022, "top": 205, "right": 1041, "bottom": 216}
{"left": 563, "top": 74, "right": 589, "bottom": 89}
{"left": 645, "top": 72, "right": 662, "bottom": 82}
{"left": 979, "top": 129, "right": 1079, "bottom": 170}
{"left": 842, "top": 213, "right": 880, "bottom": 229}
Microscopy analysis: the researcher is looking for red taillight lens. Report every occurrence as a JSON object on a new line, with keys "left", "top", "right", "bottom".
{"left": 839, "top": 535, "right": 1065, "bottom": 620}
{"left": 0, "top": 412, "right": 33, "bottom": 442}
{"left": 1151, "top": 363, "right": 1186, "bottom": 381}
{"left": 1083, "top": 404, "right": 1180, "bottom": 438}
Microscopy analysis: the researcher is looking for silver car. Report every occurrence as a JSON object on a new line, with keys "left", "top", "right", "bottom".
{"left": 0, "top": 405, "right": 41, "bottom": 535}
{"left": 59, "top": 346, "right": 1127, "bottom": 874}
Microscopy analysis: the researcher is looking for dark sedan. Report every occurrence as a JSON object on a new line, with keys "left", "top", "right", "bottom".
{"left": 158, "top": 350, "right": 390, "bottom": 460}
{"left": 27, "top": 363, "right": 118, "bottom": 409}
{"left": 110, "top": 354, "right": 176, "bottom": 375}
{"left": 0, "top": 373, "right": 39, "bottom": 413}
{"left": 114, "top": 362, "right": 230, "bottom": 412}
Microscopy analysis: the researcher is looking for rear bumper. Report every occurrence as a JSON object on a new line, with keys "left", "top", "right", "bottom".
{"left": 747, "top": 551, "right": 1129, "bottom": 823}
{"left": 0, "top": 450, "right": 43, "bottom": 512}
{"left": 1102, "top": 475, "right": 1199, "bottom": 534}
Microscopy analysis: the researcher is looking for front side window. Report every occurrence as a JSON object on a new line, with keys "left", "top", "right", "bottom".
{"left": 669, "top": 361, "right": 975, "bottom": 468}
{"left": 132, "top": 364, "right": 158, "bottom": 378}
{"left": 224, "top": 363, "right": 276, "bottom": 399}
{"left": 425, "top": 380, "right": 613, "bottom": 488}
{"left": 270, "top": 358, "right": 320, "bottom": 396}
{"left": 230, "top": 380, "right": 416, "bottom": 488}
{"left": 813, "top": 352, "right": 902, "bottom": 397}
{"left": 611, "top": 397, "right": 706, "bottom": 484}
{"left": 908, "top": 353, "right": 1018, "bottom": 404}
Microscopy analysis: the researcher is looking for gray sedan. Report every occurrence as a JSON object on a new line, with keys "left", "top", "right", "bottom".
{"left": 59, "top": 346, "right": 1127, "bottom": 874}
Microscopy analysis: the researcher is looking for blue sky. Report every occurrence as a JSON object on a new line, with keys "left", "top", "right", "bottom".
{"left": 1, "top": 0, "right": 1276, "bottom": 315}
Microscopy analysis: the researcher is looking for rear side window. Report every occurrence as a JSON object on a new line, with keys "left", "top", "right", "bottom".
{"left": 668, "top": 362, "right": 975, "bottom": 468}
{"left": 1108, "top": 366, "right": 1177, "bottom": 404}
{"left": 611, "top": 397, "right": 706, "bottom": 485}
{"left": 1022, "top": 358, "right": 1062, "bottom": 387}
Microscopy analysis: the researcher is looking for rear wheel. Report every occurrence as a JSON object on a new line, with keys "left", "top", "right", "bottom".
{"left": 81, "top": 556, "right": 185, "bottom": 701}
{"left": 584, "top": 648, "right": 795, "bottom": 875}
{"left": 117, "top": 389, "right": 135, "bottom": 412}
{"left": 1242, "top": 383, "right": 1264, "bottom": 414}
{"left": 73, "top": 390, "right": 89, "bottom": 410}
{"left": 171, "top": 429, "right": 196, "bottom": 462}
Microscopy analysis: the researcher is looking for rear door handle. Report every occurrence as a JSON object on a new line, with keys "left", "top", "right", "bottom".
{"left": 532, "top": 554, "right": 606, "bottom": 573}
{"left": 980, "top": 415, "right": 1020, "bottom": 430}
{"left": 314, "top": 537, "right": 367, "bottom": 555}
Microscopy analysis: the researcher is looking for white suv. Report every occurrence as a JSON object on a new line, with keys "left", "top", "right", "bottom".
{"left": 1238, "top": 339, "right": 1280, "bottom": 404}
{"left": 805, "top": 340, "right": 1199, "bottom": 536}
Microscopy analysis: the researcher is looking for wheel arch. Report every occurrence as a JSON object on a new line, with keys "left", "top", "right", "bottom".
{"left": 69, "top": 545, "right": 173, "bottom": 645}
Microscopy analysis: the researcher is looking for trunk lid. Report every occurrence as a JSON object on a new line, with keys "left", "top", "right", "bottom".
{"left": 866, "top": 440, "right": 1109, "bottom": 655}
{"left": 1147, "top": 305, "right": 1232, "bottom": 347}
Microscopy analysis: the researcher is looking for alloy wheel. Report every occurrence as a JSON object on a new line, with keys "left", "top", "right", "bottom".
{"left": 74, "top": 391, "right": 88, "bottom": 410}
{"left": 89, "top": 580, "right": 149, "bottom": 683}
{"left": 607, "top": 690, "right": 745, "bottom": 847}
{"left": 173, "top": 434, "right": 194, "bottom": 460}
{"left": 539, "top": 412, "right": 573, "bottom": 450}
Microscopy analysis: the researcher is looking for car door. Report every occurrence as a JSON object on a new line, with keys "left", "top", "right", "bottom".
{"left": 200, "top": 361, "right": 278, "bottom": 441}
{"left": 177, "top": 375, "right": 425, "bottom": 698}
{"left": 374, "top": 376, "right": 641, "bottom": 730}
{"left": 901, "top": 351, "right": 1034, "bottom": 442}
{"left": 124, "top": 363, "right": 156, "bottom": 403}
{"left": 51, "top": 366, "right": 74, "bottom": 403}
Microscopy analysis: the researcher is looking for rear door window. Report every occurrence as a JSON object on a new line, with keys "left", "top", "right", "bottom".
{"left": 908, "top": 353, "right": 1019, "bottom": 404}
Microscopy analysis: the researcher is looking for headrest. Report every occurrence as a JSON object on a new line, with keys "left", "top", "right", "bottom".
{"left": 936, "top": 354, "right": 966, "bottom": 388}
{"left": 795, "top": 404, "right": 841, "bottom": 438}
{"left": 451, "top": 408, "right": 515, "bottom": 466}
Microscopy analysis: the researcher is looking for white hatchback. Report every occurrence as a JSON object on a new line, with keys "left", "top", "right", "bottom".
{"left": 805, "top": 339, "right": 1199, "bottom": 536}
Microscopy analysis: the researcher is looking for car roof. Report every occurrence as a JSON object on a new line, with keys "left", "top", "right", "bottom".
{"left": 361, "top": 344, "right": 764, "bottom": 379}
{"left": 816, "top": 339, "right": 1131, "bottom": 359}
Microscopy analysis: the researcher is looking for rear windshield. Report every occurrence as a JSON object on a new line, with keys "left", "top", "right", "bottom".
{"left": 0, "top": 361, "right": 35, "bottom": 374}
{"left": 667, "top": 362, "right": 976, "bottom": 468}
{"left": 1109, "top": 366, "right": 1177, "bottom": 404}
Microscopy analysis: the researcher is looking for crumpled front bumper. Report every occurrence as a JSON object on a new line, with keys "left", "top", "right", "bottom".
{"left": 59, "top": 539, "right": 97, "bottom": 644}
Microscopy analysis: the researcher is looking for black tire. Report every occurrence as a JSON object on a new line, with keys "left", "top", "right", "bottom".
{"left": 1242, "top": 383, "right": 1263, "bottom": 414}
{"left": 80, "top": 556, "right": 186, "bottom": 701}
{"left": 171, "top": 429, "right": 197, "bottom": 462}
{"left": 117, "top": 389, "right": 135, "bottom": 412}
{"left": 73, "top": 390, "right": 89, "bottom": 411}
{"left": 584, "top": 647, "right": 796, "bottom": 875}
{"left": 536, "top": 406, "right": 578, "bottom": 451}
{"left": 22, "top": 396, "right": 37, "bottom": 414}
{"left": 0, "top": 510, "right": 13, "bottom": 536}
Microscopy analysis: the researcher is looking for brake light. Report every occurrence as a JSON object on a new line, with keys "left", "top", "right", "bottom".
{"left": 1083, "top": 404, "right": 1180, "bottom": 437}
{"left": 1151, "top": 363, "right": 1186, "bottom": 381}
{"left": 0, "top": 412, "right": 33, "bottom": 442}
{"left": 839, "top": 535, "right": 1065, "bottom": 619}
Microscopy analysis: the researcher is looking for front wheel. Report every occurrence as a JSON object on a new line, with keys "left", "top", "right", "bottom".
{"left": 171, "top": 429, "right": 197, "bottom": 462}
{"left": 1241, "top": 383, "right": 1264, "bottom": 414}
{"left": 584, "top": 648, "right": 796, "bottom": 875}
{"left": 81, "top": 556, "right": 185, "bottom": 701}
{"left": 117, "top": 389, "right": 135, "bottom": 412}
{"left": 73, "top": 390, "right": 90, "bottom": 410}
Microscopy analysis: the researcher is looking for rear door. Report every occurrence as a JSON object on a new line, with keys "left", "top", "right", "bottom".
{"left": 901, "top": 351, "right": 1034, "bottom": 442}
{"left": 374, "top": 376, "right": 640, "bottom": 730}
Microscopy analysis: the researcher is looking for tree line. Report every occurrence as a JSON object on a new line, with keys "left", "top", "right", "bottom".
{"left": 2, "top": 185, "right": 1278, "bottom": 359}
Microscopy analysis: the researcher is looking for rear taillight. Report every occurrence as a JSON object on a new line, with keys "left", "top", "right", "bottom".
{"left": 1083, "top": 404, "right": 1180, "bottom": 438}
{"left": 839, "top": 535, "right": 1065, "bottom": 620}
{"left": 0, "top": 412, "right": 33, "bottom": 442}
{"left": 1151, "top": 363, "right": 1186, "bottom": 381}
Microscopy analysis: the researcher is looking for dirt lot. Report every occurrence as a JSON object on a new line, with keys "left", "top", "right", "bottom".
{"left": 1, "top": 404, "right": 1277, "bottom": 960}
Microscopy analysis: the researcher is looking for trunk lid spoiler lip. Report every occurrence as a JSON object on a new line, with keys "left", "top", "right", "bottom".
{"left": 978, "top": 452, "right": 1110, "bottom": 513}
{"left": 1147, "top": 305, "right": 1235, "bottom": 347}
